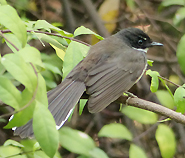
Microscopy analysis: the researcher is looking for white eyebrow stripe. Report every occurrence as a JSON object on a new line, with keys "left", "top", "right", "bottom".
{"left": 139, "top": 36, "right": 147, "bottom": 41}
{"left": 143, "top": 37, "right": 147, "bottom": 40}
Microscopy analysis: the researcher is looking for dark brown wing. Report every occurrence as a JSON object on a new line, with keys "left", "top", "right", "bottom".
{"left": 85, "top": 49, "right": 147, "bottom": 113}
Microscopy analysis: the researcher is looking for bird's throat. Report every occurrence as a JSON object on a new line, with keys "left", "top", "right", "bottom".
{"left": 132, "top": 47, "right": 149, "bottom": 53}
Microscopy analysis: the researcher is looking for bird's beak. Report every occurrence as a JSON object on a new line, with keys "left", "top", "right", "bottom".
{"left": 151, "top": 41, "right": 163, "bottom": 46}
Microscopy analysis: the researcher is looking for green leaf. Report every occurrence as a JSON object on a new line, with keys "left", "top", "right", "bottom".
{"left": 35, "top": 33, "right": 66, "bottom": 51}
{"left": 2, "top": 72, "right": 21, "bottom": 86}
{"left": 147, "top": 59, "right": 154, "bottom": 66}
{"left": 155, "top": 124, "right": 176, "bottom": 158}
{"left": 34, "top": 151, "right": 50, "bottom": 158}
{"left": 4, "top": 139, "right": 24, "bottom": 148}
{"left": 79, "top": 99, "right": 87, "bottom": 115}
{"left": 16, "top": 47, "right": 45, "bottom": 68}
{"left": 59, "top": 127, "right": 95, "bottom": 156}
{"left": 20, "top": 139, "right": 37, "bottom": 157}
{"left": 50, "top": 35, "right": 69, "bottom": 47}
{"left": 0, "top": 76, "right": 21, "bottom": 109}
{"left": 129, "top": 144, "right": 148, "bottom": 158}
{"left": 173, "top": 7, "right": 185, "bottom": 25}
{"left": 155, "top": 90, "right": 175, "bottom": 109}
{"left": 33, "top": 102, "right": 59, "bottom": 158}
{"left": 63, "top": 41, "right": 89, "bottom": 78}
{"left": 125, "top": 0, "right": 135, "bottom": 11}
{"left": 174, "top": 86, "right": 185, "bottom": 113}
{"left": 41, "top": 53, "right": 63, "bottom": 70}
{"left": 122, "top": 106, "right": 157, "bottom": 124}
{"left": 146, "top": 69, "right": 160, "bottom": 92}
{"left": 34, "top": 150, "right": 62, "bottom": 158}
{"left": 5, "top": 74, "right": 47, "bottom": 128}
{"left": 41, "top": 53, "right": 63, "bottom": 76}
{"left": 177, "top": 34, "right": 185, "bottom": 75}
{"left": 77, "top": 156, "right": 89, "bottom": 158}
{"left": 50, "top": 43, "right": 66, "bottom": 61}
{"left": 34, "top": 20, "right": 66, "bottom": 34}
{"left": 98, "top": 123, "right": 132, "bottom": 140}
{"left": 33, "top": 73, "right": 48, "bottom": 106}
{"left": 4, "top": 88, "right": 36, "bottom": 128}
{"left": 43, "top": 63, "right": 62, "bottom": 76}
{"left": 45, "top": 79, "right": 57, "bottom": 89}
{"left": 33, "top": 142, "right": 41, "bottom": 151}
{"left": 89, "top": 148, "right": 109, "bottom": 158}
{"left": 25, "top": 21, "right": 36, "bottom": 30}
{"left": 0, "top": 5, "right": 27, "bottom": 47}
{"left": 0, "top": 0, "right": 8, "bottom": 5}
{"left": 1, "top": 53, "right": 37, "bottom": 93}
{"left": 34, "top": 20, "right": 53, "bottom": 32}
{"left": 52, "top": 22, "right": 63, "bottom": 28}
{"left": 0, "top": 146, "right": 26, "bottom": 158}
{"left": 20, "top": 140, "right": 39, "bottom": 158}
{"left": 74, "top": 26, "right": 104, "bottom": 40}
{"left": 161, "top": 0, "right": 185, "bottom": 7}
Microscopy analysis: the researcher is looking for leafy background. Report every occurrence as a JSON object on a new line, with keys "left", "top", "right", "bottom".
{"left": 0, "top": 0, "right": 185, "bottom": 158}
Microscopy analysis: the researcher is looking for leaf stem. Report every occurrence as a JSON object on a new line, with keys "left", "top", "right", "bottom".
{"left": 0, "top": 30, "right": 19, "bottom": 51}
{"left": 1, "top": 29, "right": 91, "bottom": 47}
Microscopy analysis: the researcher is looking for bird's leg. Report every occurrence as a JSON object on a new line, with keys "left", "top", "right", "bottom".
{"left": 124, "top": 91, "right": 137, "bottom": 105}
{"left": 124, "top": 91, "right": 137, "bottom": 98}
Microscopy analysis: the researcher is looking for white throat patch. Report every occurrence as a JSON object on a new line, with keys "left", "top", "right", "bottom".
{"left": 132, "top": 47, "right": 149, "bottom": 53}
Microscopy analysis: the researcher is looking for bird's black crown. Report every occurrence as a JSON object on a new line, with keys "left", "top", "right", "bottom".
{"left": 116, "top": 28, "right": 153, "bottom": 50}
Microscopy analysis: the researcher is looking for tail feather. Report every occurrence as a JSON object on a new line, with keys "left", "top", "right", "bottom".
{"left": 49, "top": 79, "right": 86, "bottom": 126}
{"left": 14, "top": 119, "right": 34, "bottom": 138}
{"left": 14, "top": 79, "right": 85, "bottom": 138}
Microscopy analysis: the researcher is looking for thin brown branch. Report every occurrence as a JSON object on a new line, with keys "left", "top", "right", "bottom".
{"left": 133, "top": 116, "right": 164, "bottom": 142}
{"left": 80, "top": 0, "right": 110, "bottom": 37}
{"left": 117, "top": 96, "right": 185, "bottom": 125}
{"left": 0, "top": 31, "right": 19, "bottom": 51}
{"left": 158, "top": 75, "right": 181, "bottom": 87}
{"left": 1, "top": 29, "right": 91, "bottom": 47}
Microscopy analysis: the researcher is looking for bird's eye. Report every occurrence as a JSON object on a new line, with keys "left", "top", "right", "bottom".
{"left": 138, "top": 39, "right": 143, "bottom": 45}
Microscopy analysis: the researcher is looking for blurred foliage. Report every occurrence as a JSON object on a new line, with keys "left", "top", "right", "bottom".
{"left": 0, "top": 0, "right": 185, "bottom": 158}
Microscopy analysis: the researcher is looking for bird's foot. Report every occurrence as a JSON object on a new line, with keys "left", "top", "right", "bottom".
{"left": 124, "top": 92, "right": 137, "bottom": 105}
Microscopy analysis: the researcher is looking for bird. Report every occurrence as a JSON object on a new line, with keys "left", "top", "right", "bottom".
{"left": 14, "top": 27, "right": 163, "bottom": 138}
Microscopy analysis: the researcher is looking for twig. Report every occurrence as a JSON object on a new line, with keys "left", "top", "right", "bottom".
{"left": 1, "top": 30, "right": 91, "bottom": 47}
{"left": 117, "top": 96, "right": 185, "bottom": 125}
{"left": 80, "top": 0, "right": 110, "bottom": 37}
{"left": 158, "top": 75, "right": 181, "bottom": 87}
{"left": 133, "top": 116, "right": 164, "bottom": 142}
{"left": 0, "top": 31, "right": 19, "bottom": 51}
{"left": 62, "top": 0, "right": 76, "bottom": 32}
{"left": 29, "top": 30, "right": 91, "bottom": 47}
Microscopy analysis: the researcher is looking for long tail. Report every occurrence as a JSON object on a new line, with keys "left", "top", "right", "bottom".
{"left": 14, "top": 79, "right": 86, "bottom": 138}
